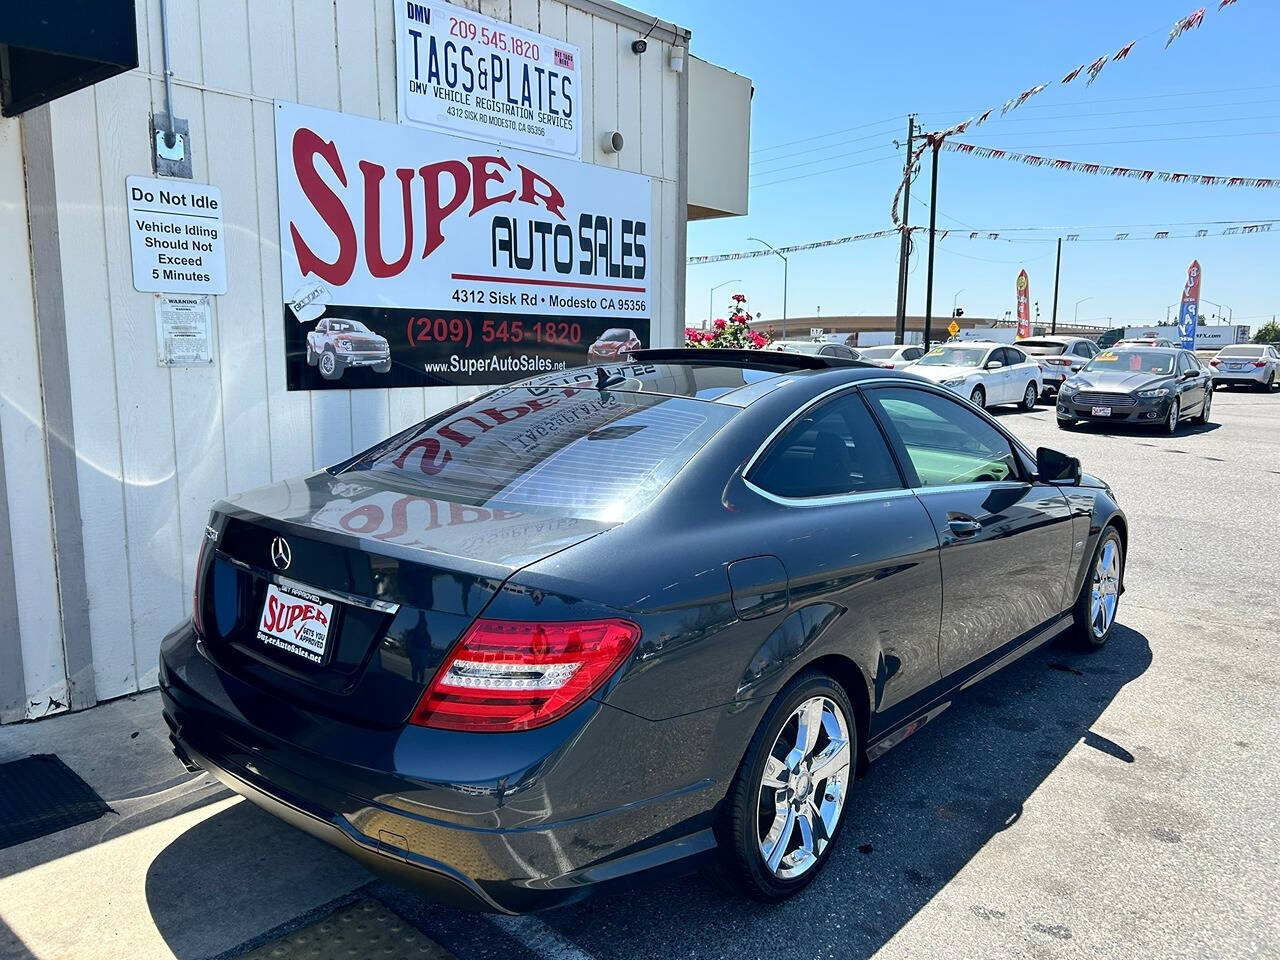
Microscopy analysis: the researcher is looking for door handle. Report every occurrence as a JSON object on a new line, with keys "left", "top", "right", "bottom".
{"left": 947, "top": 515, "right": 983, "bottom": 538}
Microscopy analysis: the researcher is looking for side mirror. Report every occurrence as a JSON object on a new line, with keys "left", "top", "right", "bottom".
{"left": 1181, "top": 369, "right": 1198, "bottom": 380}
{"left": 1036, "top": 446, "right": 1081, "bottom": 486}
{"left": 985, "top": 360, "right": 1003, "bottom": 370}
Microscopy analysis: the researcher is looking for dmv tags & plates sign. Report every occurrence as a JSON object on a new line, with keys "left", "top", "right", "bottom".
{"left": 395, "top": 0, "right": 582, "bottom": 159}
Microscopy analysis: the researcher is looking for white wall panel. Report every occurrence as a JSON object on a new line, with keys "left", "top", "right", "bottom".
{"left": 55, "top": 83, "right": 138, "bottom": 702}
{"left": 0, "top": 119, "right": 67, "bottom": 718}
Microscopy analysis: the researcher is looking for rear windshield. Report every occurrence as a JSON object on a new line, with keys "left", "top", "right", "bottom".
{"left": 859, "top": 346, "right": 898, "bottom": 359}
{"left": 340, "top": 387, "right": 735, "bottom": 522}
{"left": 1217, "top": 345, "right": 1263, "bottom": 357}
{"left": 600, "top": 328, "right": 633, "bottom": 341}
{"left": 1017, "top": 340, "right": 1067, "bottom": 356}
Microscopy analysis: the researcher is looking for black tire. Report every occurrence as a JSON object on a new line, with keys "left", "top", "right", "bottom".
{"left": 715, "top": 671, "right": 857, "bottom": 902}
{"left": 1261, "top": 372, "right": 1274, "bottom": 392}
{"left": 1194, "top": 388, "right": 1212, "bottom": 425}
{"left": 1065, "top": 526, "right": 1124, "bottom": 651}
{"left": 970, "top": 385, "right": 986, "bottom": 409}
{"left": 318, "top": 348, "right": 344, "bottom": 380}
{"left": 306, "top": 345, "right": 318, "bottom": 366}
{"left": 1020, "top": 381, "right": 1038, "bottom": 411}
{"left": 1162, "top": 397, "right": 1180, "bottom": 435}
{"left": 1056, "top": 416, "right": 1076, "bottom": 430}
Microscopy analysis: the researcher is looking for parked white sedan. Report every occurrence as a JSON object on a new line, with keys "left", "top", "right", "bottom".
{"left": 858, "top": 343, "right": 927, "bottom": 369}
{"left": 906, "top": 341, "right": 1041, "bottom": 410}
{"left": 1209, "top": 344, "right": 1279, "bottom": 391}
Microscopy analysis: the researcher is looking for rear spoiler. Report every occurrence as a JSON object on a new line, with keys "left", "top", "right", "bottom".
{"left": 628, "top": 348, "right": 876, "bottom": 370}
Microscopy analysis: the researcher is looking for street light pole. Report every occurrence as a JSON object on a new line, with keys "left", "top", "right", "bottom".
{"left": 709, "top": 279, "right": 741, "bottom": 330}
{"left": 1073, "top": 296, "right": 1095, "bottom": 327}
{"left": 1050, "top": 237, "right": 1062, "bottom": 335}
{"left": 951, "top": 289, "right": 965, "bottom": 316}
{"left": 747, "top": 237, "right": 789, "bottom": 340}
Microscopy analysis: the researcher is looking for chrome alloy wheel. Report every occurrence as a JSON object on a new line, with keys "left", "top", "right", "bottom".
{"left": 319, "top": 351, "right": 337, "bottom": 376}
{"left": 756, "top": 696, "right": 851, "bottom": 879}
{"left": 1090, "top": 538, "right": 1121, "bottom": 639}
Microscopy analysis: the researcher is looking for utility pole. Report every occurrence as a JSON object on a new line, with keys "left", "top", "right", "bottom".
{"left": 894, "top": 116, "right": 915, "bottom": 343}
{"left": 923, "top": 135, "right": 940, "bottom": 350}
{"left": 1050, "top": 237, "right": 1062, "bottom": 335}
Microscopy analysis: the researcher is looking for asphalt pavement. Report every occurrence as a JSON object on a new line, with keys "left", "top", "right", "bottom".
{"left": 2, "top": 387, "right": 1276, "bottom": 960}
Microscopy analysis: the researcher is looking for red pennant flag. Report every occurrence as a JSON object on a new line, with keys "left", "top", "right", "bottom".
{"left": 1219, "top": 0, "right": 1237, "bottom": 9}
{"left": 1114, "top": 40, "right": 1137, "bottom": 60}
{"left": 1062, "top": 64, "right": 1085, "bottom": 84}
{"left": 976, "top": 108, "right": 993, "bottom": 125}
{"left": 1167, "top": 7, "right": 1207, "bottom": 47}
{"left": 1086, "top": 55, "right": 1109, "bottom": 85}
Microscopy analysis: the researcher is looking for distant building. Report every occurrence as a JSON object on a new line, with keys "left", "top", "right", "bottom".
{"left": 749, "top": 315, "right": 1108, "bottom": 343}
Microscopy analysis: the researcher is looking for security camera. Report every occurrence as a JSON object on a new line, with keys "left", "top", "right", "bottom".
{"left": 631, "top": 38, "right": 648, "bottom": 54}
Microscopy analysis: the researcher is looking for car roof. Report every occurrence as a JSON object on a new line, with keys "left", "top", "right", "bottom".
{"left": 1109, "top": 345, "right": 1181, "bottom": 354}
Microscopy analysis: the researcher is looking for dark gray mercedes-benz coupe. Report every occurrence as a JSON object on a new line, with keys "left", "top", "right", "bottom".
{"left": 159, "top": 349, "right": 1127, "bottom": 912}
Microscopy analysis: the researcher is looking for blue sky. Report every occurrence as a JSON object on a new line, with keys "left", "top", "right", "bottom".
{"left": 673, "top": 0, "right": 1279, "bottom": 334}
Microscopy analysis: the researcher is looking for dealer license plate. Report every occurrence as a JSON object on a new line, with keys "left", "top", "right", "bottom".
{"left": 1091, "top": 406, "right": 1112, "bottom": 417}
{"left": 256, "top": 583, "right": 335, "bottom": 664}
{"left": 1229, "top": 363, "right": 1246, "bottom": 370}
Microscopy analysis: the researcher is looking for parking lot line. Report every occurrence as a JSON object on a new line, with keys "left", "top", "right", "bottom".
{"left": 488, "top": 915, "right": 599, "bottom": 960}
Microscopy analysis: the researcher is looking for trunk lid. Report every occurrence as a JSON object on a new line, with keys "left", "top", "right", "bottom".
{"left": 196, "top": 471, "right": 612, "bottom": 728}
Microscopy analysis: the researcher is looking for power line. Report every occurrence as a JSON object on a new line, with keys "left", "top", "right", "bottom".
{"left": 750, "top": 115, "right": 901, "bottom": 155}
{"left": 751, "top": 128, "right": 910, "bottom": 167}
{"left": 752, "top": 152, "right": 902, "bottom": 188}
{"left": 1006, "top": 129, "right": 1280, "bottom": 149}
{"left": 952, "top": 113, "right": 1280, "bottom": 140}
{"left": 913, "top": 96, "right": 1280, "bottom": 126}
{"left": 750, "top": 141, "right": 898, "bottom": 178}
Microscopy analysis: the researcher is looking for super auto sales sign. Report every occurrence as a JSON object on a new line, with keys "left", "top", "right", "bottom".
{"left": 274, "top": 101, "right": 652, "bottom": 390}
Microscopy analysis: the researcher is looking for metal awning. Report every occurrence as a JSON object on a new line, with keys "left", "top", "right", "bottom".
{"left": 1, "top": 1, "right": 138, "bottom": 117}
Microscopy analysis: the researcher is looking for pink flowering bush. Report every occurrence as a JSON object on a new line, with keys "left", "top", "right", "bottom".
{"left": 685, "top": 295, "right": 771, "bottom": 349}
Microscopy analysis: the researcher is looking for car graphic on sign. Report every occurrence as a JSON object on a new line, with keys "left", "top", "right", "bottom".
{"left": 587, "top": 328, "right": 642, "bottom": 362}
{"left": 306, "top": 318, "right": 392, "bottom": 380}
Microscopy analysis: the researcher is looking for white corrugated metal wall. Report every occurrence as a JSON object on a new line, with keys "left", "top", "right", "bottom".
{"left": 0, "top": 0, "right": 689, "bottom": 720}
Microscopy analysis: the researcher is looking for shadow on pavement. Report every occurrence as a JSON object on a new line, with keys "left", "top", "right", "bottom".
{"left": 0, "top": 915, "right": 38, "bottom": 960}
{"left": 530, "top": 624, "right": 1152, "bottom": 960}
{"left": 143, "top": 799, "right": 373, "bottom": 960}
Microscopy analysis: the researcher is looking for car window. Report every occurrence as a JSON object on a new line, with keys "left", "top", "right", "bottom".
{"left": 1176, "top": 353, "right": 1190, "bottom": 375}
{"left": 1005, "top": 346, "right": 1028, "bottom": 365}
{"left": 865, "top": 387, "right": 1020, "bottom": 487}
{"left": 749, "top": 391, "right": 902, "bottom": 499}
{"left": 1072, "top": 342, "right": 1093, "bottom": 357}
{"left": 343, "top": 388, "right": 737, "bottom": 522}
{"left": 917, "top": 346, "right": 987, "bottom": 367}
{"left": 905, "top": 347, "right": 924, "bottom": 360}
{"left": 1184, "top": 353, "right": 1201, "bottom": 371}
{"left": 1085, "top": 350, "right": 1175, "bottom": 376}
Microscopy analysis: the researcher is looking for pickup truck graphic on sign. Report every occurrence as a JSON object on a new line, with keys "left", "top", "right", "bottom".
{"left": 306, "top": 318, "right": 392, "bottom": 380}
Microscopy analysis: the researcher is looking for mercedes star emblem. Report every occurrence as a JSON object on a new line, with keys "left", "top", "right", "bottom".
{"left": 270, "top": 536, "right": 292, "bottom": 571}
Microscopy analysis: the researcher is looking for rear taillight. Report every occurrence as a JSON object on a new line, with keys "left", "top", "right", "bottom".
{"left": 192, "top": 539, "right": 209, "bottom": 635}
{"left": 1210, "top": 359, "right": 1220, "bottom": 367}
{"left": 1254, "top": 360, "right": 1267, "bottom": 368}
{"left": 411, "top": 618, "right": 641, "bottom": 732}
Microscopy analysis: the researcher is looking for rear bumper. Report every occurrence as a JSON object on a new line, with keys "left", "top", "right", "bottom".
{"left": 158, "top": 622, "right": 728, "bottom": 913}
{"left": 1211, "top": 370, "right": 1267, "bottom": 385}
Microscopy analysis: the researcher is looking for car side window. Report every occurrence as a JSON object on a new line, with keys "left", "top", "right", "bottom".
{"left": 1185, "top": 353, "right": 1201, "bottom": 371}
{"left": 1005, "top": 346, "right": 1027, "bottom": 365}
{"left": 906, "top": 347, "right": 923, "bottom": 360}
{"left": 749, "top": 391, "right": 903, "bottom": 499}
{"left": 865, "top": 387, "right": 1021, "bottom": 488}
{"left": 1072, "top": 342, "right": 1092, "bottom": 358}
{"left": 1176, "top": 353, "right": 1190, "bottom": 375}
